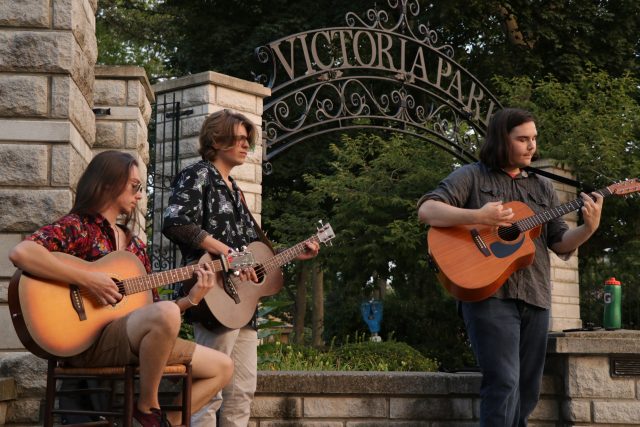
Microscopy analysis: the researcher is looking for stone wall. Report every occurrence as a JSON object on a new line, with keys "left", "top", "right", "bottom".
{"left": 0, "top": 0, "right": 98, "bottom": 353}
{"left": 547, "top": 330, "right": 640, "bottom": 425}
{"left": 249, "top": 370, "right": 561, "bottom": 427}
{"left": 94, "top": 65, "right": 154, "bottom": 238}
{"left": 4, "top": 331, "right": 640, "bottom": 426}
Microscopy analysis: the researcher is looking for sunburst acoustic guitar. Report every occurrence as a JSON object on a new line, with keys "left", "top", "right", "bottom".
{"left": 8, "top": 250, "right": 254, "bottom": 359}
{"left": 427, "top": 179, "right": 640, "bottom": 302}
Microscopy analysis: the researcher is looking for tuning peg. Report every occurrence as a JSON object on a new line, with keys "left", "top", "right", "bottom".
{"left": 233, "top": 270, "right": 240, "bottom": 276}
{"left": 240, "top": 245, "right": 247, "bottom": 251}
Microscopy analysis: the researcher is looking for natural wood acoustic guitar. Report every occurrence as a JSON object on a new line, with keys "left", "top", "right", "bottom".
{"left": 189, "top": 222, "right": 336, "bottom": 329}
{"left": 8, "top": 250, "right": 254, "bottom": 359}
{"left": 427, "top": 179, "right": 640, "bottom": 302}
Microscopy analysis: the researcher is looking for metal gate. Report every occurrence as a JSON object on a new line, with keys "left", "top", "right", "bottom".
{"left": 146, "top": 93, "right": 193, "bottom": 273}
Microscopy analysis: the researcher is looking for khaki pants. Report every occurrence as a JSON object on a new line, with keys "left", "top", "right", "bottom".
{"left": 191, "top": 324, "right": 258, "bottom": 427}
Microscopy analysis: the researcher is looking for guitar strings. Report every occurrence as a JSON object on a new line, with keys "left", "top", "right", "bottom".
{"left": 72, "top": 239, "right": 319, "bottom": 301}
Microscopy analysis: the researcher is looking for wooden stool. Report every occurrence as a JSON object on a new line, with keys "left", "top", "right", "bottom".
{"left": 43, "top": 359, "right": 192, "bottom": 427}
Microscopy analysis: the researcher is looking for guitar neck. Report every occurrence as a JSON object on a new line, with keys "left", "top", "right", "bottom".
{"left": 516, "top": 187, "right": 611, "bottom": 232}
{"left": 121, "top": 258, "right": 226, "bottom": 295}
{"left": 261, "top": 236, "right": 320, "bottom": 273}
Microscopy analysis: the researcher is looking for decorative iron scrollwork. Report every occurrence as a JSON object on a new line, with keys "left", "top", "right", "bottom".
{"left": 254, "top": 0, "right": 502, "bottom": 172}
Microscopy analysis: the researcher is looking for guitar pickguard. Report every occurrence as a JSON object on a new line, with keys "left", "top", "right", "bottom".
{"left": 489, "top": 235, "right": 526, "bottom": 258}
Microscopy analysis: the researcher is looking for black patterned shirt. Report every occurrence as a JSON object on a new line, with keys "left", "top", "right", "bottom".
{"left": 162, "top": 160, "right": 259, "bottom": 265}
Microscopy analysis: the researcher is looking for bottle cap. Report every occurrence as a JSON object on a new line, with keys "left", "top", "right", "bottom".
{"left": 605, "top": 277, "right": 621, "bottom": 286}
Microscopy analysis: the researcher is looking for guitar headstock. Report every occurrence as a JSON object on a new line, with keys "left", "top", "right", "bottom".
{"left": 608, "top": 178, "right": 640, "bottom": 197}
{"left": 316, "top": 221, "right": 335, "bottom": 245}
{"left": 225, "top": 250, "right": 255, "bottom": 270}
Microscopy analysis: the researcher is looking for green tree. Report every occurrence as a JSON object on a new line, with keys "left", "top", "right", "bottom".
{"left": 276, "top": 133, "right": 476, "bottom": 368}
{"left": 96, "top": 0, "right": 175, "bottom": 80}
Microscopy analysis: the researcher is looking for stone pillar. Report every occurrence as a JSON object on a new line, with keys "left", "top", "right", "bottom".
{"left": 94, "top": 65, "right": 154, "bottom": 238}
{"left": 532, "top": 159, "right": 581, "bottom": 332}
{"left": 150, "top": 72, "right": 271, "bottom": 266}
{"left": 0, "top": 0, "right": 98, "bottom": 353}
{"left": 547, "top": 330, "right": 640, "bottom": 425}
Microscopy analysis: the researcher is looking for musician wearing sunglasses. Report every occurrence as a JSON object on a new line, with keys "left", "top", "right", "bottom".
{"left": 163, "top": 109, "right": 319, "bottom": 427}
{"left": 9, "top": 150, "right": 234, "bottom": 426}
{"left": 418, "top": 108, "right": 603, "bottom": 427}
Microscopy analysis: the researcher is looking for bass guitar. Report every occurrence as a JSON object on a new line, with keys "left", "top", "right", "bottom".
{"left": 427, "top": 179, "right": 640, "bottom": 302}
{"left": 8, "top": 250, "right": 254, "bottom": 359}
{"left": 193, "top": 222, "right": 336, "bottom": 329}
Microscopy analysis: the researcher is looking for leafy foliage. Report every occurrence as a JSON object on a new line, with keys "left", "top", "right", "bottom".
{"left": 96, "top": 1, "right": 640, "bottom": 83}
{"left": 258, "top": 337, "right": 438, "bottom": 372}
{"left": 96, "top": 0, "right": 175, "bottom": 80}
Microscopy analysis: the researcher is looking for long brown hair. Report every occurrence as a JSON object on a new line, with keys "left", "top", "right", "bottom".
{"left": 71, "top": 151, "right": 138, "bottom": 229}
{"left": 199, "top": 109, "right": 257, "bottom": 161}
{"left": 479, "top": 108, "right": 538, "bottom": 170}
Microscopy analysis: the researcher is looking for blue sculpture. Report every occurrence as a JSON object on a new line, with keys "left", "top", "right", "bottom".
{"left": 361, "top": 299, "right": 383, "bottom": 342}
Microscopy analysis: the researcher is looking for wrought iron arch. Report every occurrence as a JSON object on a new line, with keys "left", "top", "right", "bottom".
{"left": 253, "top": 0, "right": 503, "bottom": 173}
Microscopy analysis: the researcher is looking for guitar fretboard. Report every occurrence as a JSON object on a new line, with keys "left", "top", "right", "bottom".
{"left": 120, "top": 259, "right": 226, "bottom": 295}
{"left": 259, "top": 236, "right": 321, "bottom": 273}
{"left": 516, "top": 187, "right": 611, "bottom": 232}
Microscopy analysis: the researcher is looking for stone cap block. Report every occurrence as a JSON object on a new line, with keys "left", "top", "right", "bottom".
{"left": 95, "top": 65, "right": 154, "bottom": 103}
{"left": 256, "top": 371, "right": 481, "bottom": 395}
{"left": 548, "top": 330, "right": 640, "bottom": 354}
{"left": 153, "top": 71, "right": 271, "bottom": 99}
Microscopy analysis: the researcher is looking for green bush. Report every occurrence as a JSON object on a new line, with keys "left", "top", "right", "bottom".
{"left": 333, "top": 341, "right": 438, "bottom": 371}
{"left": 258, "top": 339, "right": 438, "bottom": 372}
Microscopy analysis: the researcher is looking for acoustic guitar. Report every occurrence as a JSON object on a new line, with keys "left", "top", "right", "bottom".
{"left": 427, "top": 179, "right": 640, "bottom": 302}
{"left": 8, "top": 250, "right": 254, "bottom": 359}
{"left": 191, "top": 222, "right": 336, "bottom": 329}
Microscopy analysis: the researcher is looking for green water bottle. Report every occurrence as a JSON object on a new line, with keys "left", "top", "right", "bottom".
{"left": 603, "top": 277, "right": 622, "bottom": 330}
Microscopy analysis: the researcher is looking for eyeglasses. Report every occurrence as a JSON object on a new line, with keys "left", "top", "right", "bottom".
{"left": 220, "top": 135, "right": 250, "bottom": 144}
{"left": 131, "top": 182, "right": 143, "bottom": 194}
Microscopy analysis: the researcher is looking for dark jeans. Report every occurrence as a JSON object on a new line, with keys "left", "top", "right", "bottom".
{"left": 461, "top": 298, "right": 549, "bottom": 427}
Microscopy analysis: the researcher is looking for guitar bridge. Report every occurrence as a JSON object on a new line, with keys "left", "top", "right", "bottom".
{"left": 470, "top": 229, "right": 491, "bottom": 257}
{"left": 69, "top": 285, "right": 87, "bottom": 321}
{"left": 223, "top": 276, "right": 241, "bottom": 304}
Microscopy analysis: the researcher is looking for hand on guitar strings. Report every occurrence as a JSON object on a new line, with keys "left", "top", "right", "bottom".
{"left": 84, "top": 271, "right": 123, "bottom": 306}
{"left": 478, "top": 201, "right": 515, "bottom": 227}
{"left": 295, "top": 241, "right": 320, "bottom": 261}
{"left": 218, "top": 246, "right": 258, "bottom": 282}
{"left": 233, "top": 266, "right": 259, "bottom": 283}
{"left": 190, "top": 262, "right": 219, "bottom": 305}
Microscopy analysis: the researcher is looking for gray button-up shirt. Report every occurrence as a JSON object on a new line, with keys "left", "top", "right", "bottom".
{"left": 418, "top": 162, "right": 572, "bottom": 309}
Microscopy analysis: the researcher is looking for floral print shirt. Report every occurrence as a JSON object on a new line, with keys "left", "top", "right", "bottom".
{"left": 27, "top": 213, "right": 157, "bottom": 299}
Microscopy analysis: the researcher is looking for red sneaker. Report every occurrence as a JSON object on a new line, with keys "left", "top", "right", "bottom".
{"left": 133, "top": 406, "right": 172, "bottom": 427}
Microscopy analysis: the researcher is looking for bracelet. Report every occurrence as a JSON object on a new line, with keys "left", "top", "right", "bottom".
{"left": 185, "top": 295, "right": 199, "bottom": 307}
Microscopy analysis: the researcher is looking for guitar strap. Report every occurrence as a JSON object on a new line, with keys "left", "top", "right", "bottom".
{"left": 238, "top": 190, "right": 275, "bottom": 254}
{"left": 524, "top": 166, "right": 593, "bottom": 192}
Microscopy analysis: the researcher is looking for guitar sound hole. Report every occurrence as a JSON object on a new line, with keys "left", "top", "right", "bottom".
{"left": 497, "top": 226, "right": 520, "bottom": 242}
{"left": 255, "top": 265, "right": 265, "bottom": 282}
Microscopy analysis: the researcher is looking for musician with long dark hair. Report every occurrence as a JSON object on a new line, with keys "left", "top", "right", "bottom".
{"left": 418, "top": 108, "right": 603, "bottom": 426}
{"left": 10, "top": 150, "right": 234, "bottom": 426}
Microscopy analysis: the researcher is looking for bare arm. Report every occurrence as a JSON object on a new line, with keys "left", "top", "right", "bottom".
{"left": 418, "top": 199, "right": 515, "bottom": 227}
{"left": 551, "top": 192, "right": 604, "bottom": 254}
{"left": 9, "top": 241, "right": 122, "bottom": 305}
